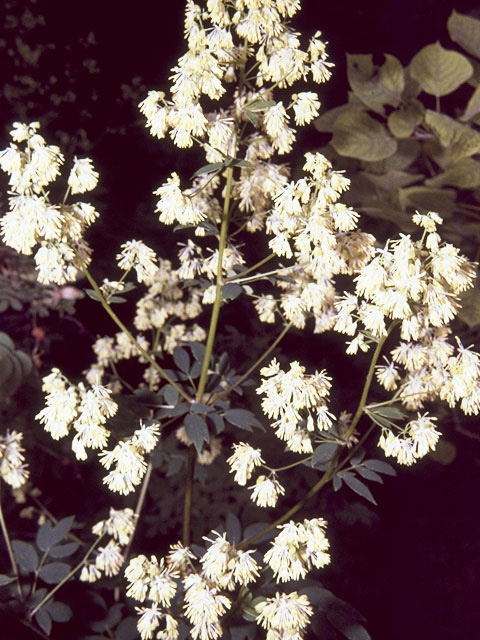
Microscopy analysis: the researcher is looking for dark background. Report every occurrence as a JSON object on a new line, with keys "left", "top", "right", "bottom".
{"left": 2, "top": 1, "right": 480, "bottom": 639}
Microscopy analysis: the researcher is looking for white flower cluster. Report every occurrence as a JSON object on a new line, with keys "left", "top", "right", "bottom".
{"left": 336, "top": 211, "right": 476, "bottom": 351}
{"left": 377, "top": 413, "right": 441, "bottom": 466}
{"left": 255, "top": 591, "right": 313, "bottom": 640}
{"left": 257, "top": 358, "right": 336, "bottom": 453}
{"left": 0, "top": 122, "right": 99, "bottom": 284}
{"left": 264, "top": 518, "right": 331, "bottom": 582}
{"left": 126, "top": 532, "right": 261, "bottom": 640}
{"left": 252, "top": 152, "right": 374, "bottom": 331}
{"left": 0, "top": 430, "right": 29, "bottom": 489}
{"left": 334, "top": 212, "right": 480, "bottom": 418}
{"left": 80, "top": 508, "right": 137, "bottom": 583}
{"left": 36, "top": 368, "right": 117, "bottom": 460}
{"left": 139, "top": 0, "right": 329, "bottom": 152}
{"left": 100, "top": 422, "right": 160, "bottom": 495}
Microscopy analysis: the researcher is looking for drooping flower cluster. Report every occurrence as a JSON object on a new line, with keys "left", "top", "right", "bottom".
{"left": 255, "top": 591, "right": 313, "bottom": 640}
{"left": 227, "top": 442, "right": 264, "bottom": 485}
{"left": 336, "top": 211, "right": 476, "bottom": 352}
{"left": 80, "top": 508, "right": 138, "bottom": 583}
{"left": 0, "top": 122, "right": 99, "bottom": 284}
{"left": 139, "top": 0, "right": 328, "bottom": 153}
{"left": 257, "top": 358, "right": 336, "bottom": 453}
{"left": 377, "top": 413, "right": 441, "bottom": 466}
{"left": 35, "top": 368, "right": 117, "bottom": 460}
{"left": 0, "top": 430, "right": 29, "bottom": 489}
{"left": 253, "top": 152, "right": 375, "bottom": 331}
{"left": 100, "top": 421, "right": 160, "bottom": 495}
{"left": 125, "top": 533, "right": 261, "bottom": 640}
{"left": 264, "top": 518, "right": 331, "bottom": 582}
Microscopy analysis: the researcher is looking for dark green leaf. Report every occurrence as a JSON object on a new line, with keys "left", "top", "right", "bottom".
{"left": 325, "top": 597, "right": 370, "bottom": 640}
{"left": 332, "top": 475, "right": 343, "bottom": 491}
{"left": 115, "top": 616, "right": 139, "bottom": 640}
{"left": 347, "top": 53, "right": 404, "bottom": 113}
{"left": 409, "top": 42, "right": 472, "bottom": 97}
{"left": 158, "top": 404, "right": 188, "bottom": 418}
{"left": 0, "top": 574, "right": 15, "bottom": 585}
{"left": 369, "top": 406, "right": 406, "bottom": 420}
{"left": 349, "top": 451, "right": 365, "bottom": 466}
{"left": 332, "top": 109, "right": 397, "bottom": 161}
{"left": 208, "top": 412, "right": 225, "bottom": 434}
{"left": 37, "top": 516, "right": 74, "bottom": 552}
{"left": 458, "top": 280, "right": 480, "bottom": 328}
{"left": 226, "top": 512, "right": 242, "bottom": 545}
{"left": 190, "top": 360, "right": 202, "bottom": 378}
{"left": 224, "top": 409, "right": 262, "bottom": 431}
{"left": 243, "top": 522, "right": 276, "bottom": 543}
{"left": 12, "top": 540, "right": 38, "bottom": 572}
{"left": 108, "top": 295, "right": 127, "bottom": 303}
{"left": 38, "top": 562, "right": 71, "bottom": 584}
{"left": 342, "top": 472, "right": 377, "bottom": 505}
{"left": 173, "top": 347, "right": 191, "bottom": 374}
{"left": 222, "top": 283, "right": 243, "bottom": 300}
{"left": 163, "top": 384, "right": 179, "bottom": 406}
{"left": 192, "top": 162, "right": 225, "bottom": 178}
{"left": 364, "top": 459, "right": 396, "bottom": 476}
{"left": 216, "top": 352, "right": 229, "bottom": 374}
{"left": 185, "top": 413, "right": 209, "bottom": 453}
{"left": 190, "top": 403, "right": 214, "bottom": 414}
{"left": 245, "top": 100, "right": 276, "bottom": 112}
{"left": 230, "top": 624, "right": 257, "bottom": 640}
{"left": 35, "top": 608, "right": 52, "bottom": 636}
{"left": 229, "top": 158, "right": 253, "bottom": 168}
{"left": 85, "top": 288, "right": 101, "bottom": 302}
{"left": 190, "top": 342, "right": 206, "bottom": 362}
{"left": 48, "top": 542, "right": 79, "bottom": 558}
{"left": 312, "top": 443, "right": 339, "bottom": 468}
{"left": 47, "top": 600, "right": 73, "bottom": 622}
{"left": 426, "top": 157, "right": 480, "bottom": 189}
{"left": 356, "top": 467, "right": 383, "bottom": 483}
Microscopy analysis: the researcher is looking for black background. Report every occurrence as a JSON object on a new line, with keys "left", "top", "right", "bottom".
{"left": 2, "top": 1, "right": 480, "bottom": 639}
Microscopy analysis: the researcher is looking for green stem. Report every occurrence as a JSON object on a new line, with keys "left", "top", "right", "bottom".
{"left": 196, "top": 165, "right": 234, "bottom": 401}
{"left": 182, "top": 165, "right": 235, "bottom": 546}
{"left": 122, "top": 462, "right": 153, "bottom": 563}
{"left": 182, "top": 447, "right": 196, "bottom": 546}
{"left": 264, "top": 455, "right": 313, "bottom": 473}
{"left": 211, "top": 322, "right": 291, "bottom": 403}
{"left": 345, "top": 323, "right": 397, "bottom": 441}
{"left": 240, "top": 324, "right": 395, "bottom": 548}
{"left": 223, "top": 253, "right": 275, "bottom": 282}
{"left": 240, "top": 461, "right": 336, "bottom": 548}
{"left": 0, "top": 481, "right": 23, "bottom": 602}
{"left": 29, "top": 534, "right": 104, "bottom": 619}
{"left": 82, "top": 266, "right": 191, "bottom": 402}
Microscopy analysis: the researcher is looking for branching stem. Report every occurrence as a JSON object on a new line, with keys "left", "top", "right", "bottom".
{"left": 0, "top": 480, "right": 23, "bottom": 602}
{"left": 240, "top": 323, "right": 396, "bottom": 547}
{"left": 81, "top": 266, "right": 191, "bottom": 402}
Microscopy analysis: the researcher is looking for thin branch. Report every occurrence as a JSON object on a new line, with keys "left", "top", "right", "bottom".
{"left": 29, "top": 534, "right": 105, "bottom": 619}
{"left": 122, "top": 462, "right": 153, "bottom": 562}
{"left": 0, "top": 481, "right": 23, "bottom": 602}
{"left": 81, "top": 266, "right": 191, "bottom": 402}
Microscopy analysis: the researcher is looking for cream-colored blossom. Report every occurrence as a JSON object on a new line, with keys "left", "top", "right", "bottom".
{"left": 256, "top": 591, "right": 313, "bottom": 636}
{"left": 117, "top": 240, "right": 158, "bottom": 283}
{"left": 95, "top": 539, "right": 124, "bottom": 577}
{"left": 68, "top": 157, "right": 99, "bottom": 194}
{"left": 0, "top": 431, "right": 29, "bottom": 489}
{"left": 250, "top": 474, "right": 285, "bottom": 507}
{"left": 92, "top": 507, "right": 137, "bottom": 545}
{"left": 227, "top": 443, "right": 264, "bottom": 485}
